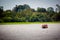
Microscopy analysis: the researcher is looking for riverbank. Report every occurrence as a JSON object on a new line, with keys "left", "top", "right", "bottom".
{"left": 0, "top": 22, "right": 60, "bottom": 25}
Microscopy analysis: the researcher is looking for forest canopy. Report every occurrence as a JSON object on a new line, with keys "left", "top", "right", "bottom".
{"left": 0, "top": 4, "right": 60, "bottom": 22}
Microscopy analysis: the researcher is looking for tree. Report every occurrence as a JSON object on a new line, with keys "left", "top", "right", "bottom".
{"left": 23, "top": 4, "right": 30, "bottom": 9}
{"left": 56, "top": 4, "right": 60, "bottom": 13}
{"left": 31, "top": 9, "right": 36, "bottom": 12}
{"left": 21, "top": 9, "right": 32, "bottom": 22}
{"left": 0, "top": 6, "right": 3, "bottom": 18}
{"left": 47, "top": 7, "right": 54, "bottom": 13}
{"left": 3, "top": 17, "right": 12, "bottom": 22}
{"left": 37, "top": 7, "right": 46, "bottom": 12}
{"left": 37, "top": 13, "right": 52, "bottom": 22}
{"left": 52, "top": 13, "right": 60, "bottom": 21}
{"left": 4, "top": 10, "right": 13, "bottom": 17}
{"left": 12, "top": 4, "right": 30, "bottom": 12}
{"left": 47, "top": 7, "right": 54, "bottom": 17}
{"left": 29, "top": 14, "right": 39, "bottom": 22}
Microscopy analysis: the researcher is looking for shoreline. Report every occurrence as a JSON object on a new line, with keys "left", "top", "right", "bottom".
{"left": 0, "top": 22, "right": 60, "bottom": 25}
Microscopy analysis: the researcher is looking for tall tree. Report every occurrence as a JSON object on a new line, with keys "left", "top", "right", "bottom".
{"left": 37, "top": 7, "right": 46, "bottom": 12}
{"left": 56, "top": 4, "right": 60, "bottom": 13}
{"left": 47, "top": 7, "right": 54, "bottom": 17}
{"left": 12, "top": 4, "right": 30, "bottom": 12}
{"left": 0, "top": 6, "right": 3, "bottom": 18}
{"left": 47, "top": 7, "right": 54, "bottom": 13}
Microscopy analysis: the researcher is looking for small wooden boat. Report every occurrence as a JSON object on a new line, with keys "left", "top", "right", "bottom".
{"left": 42, "top": 24, "right": 48, "bottom": 28}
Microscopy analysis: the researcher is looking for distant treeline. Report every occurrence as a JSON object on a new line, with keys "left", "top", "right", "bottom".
{"left": 0, "top": 4, "right": 60, "bottom": 22}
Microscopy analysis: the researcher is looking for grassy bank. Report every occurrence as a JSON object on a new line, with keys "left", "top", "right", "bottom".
{"left": 0, "top": 22, "right": 60, "bottom": 25}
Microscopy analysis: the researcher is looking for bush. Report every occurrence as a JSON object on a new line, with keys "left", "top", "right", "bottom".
{"left": 3, "top": 17, "right": 12, "bottom": 22}
{"left": 0, "top": 19, "right": 4, "bottom": 23}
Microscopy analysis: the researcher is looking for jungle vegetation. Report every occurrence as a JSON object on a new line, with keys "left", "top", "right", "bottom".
{"left": 0, "top": 4, "right": 60, "bottom": 22}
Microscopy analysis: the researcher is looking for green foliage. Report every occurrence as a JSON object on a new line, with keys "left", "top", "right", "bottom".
{"left": 37, "top": 7, "right": 46, "bottom": 12}
{"left": 0, "top": 6, "right": 4, "bottom": 18}
{"left": 56, "top": 4, "right": 60, "bottom": 13}
{"left": 31, "top": 9, "right": 36, "bottom": 12}
{"left": 12, "top": 4, "right": 30, "bottom": 12}
{"left": 4, "top": 10, "right": 12, "bottom": 17}
{"left": 47, "top": 7, "right": 55, "bottom": 17}
{"left": 47, "top": 7, "right": 54, "bottom": 13}
{"left": 52, "top": 13, "right": 60, "bottom": 21}
{"left": 29, "top": 14, "right": 38, "bottom": 22}
{"left": 0, "top": 4, "right": 60, "bottom": 22}
{"left": 3, "top": 17, "right": 12, "bottom": 22}
{"left": 0, "top": 19, "right": 4, "bottom": 23}
{"left": 12, "top": 17, "right": 26, "bottom": 22}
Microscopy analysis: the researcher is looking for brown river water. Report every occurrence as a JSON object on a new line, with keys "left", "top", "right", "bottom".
{"left": 0, "top": 24, "right": 60, "bottom": 40}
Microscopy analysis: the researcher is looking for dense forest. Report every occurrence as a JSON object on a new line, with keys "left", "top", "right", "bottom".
{"left": 0, "top": 4, "right": 60, "bottom": 22}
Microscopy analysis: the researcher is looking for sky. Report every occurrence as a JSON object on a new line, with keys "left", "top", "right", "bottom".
{"left": 0, "top": 0, "right": 60, "bottom": 10}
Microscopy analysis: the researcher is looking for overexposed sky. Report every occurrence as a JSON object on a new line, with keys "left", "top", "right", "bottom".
{"left": 0, "top": 0, "right": 60, "bottom": 10}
